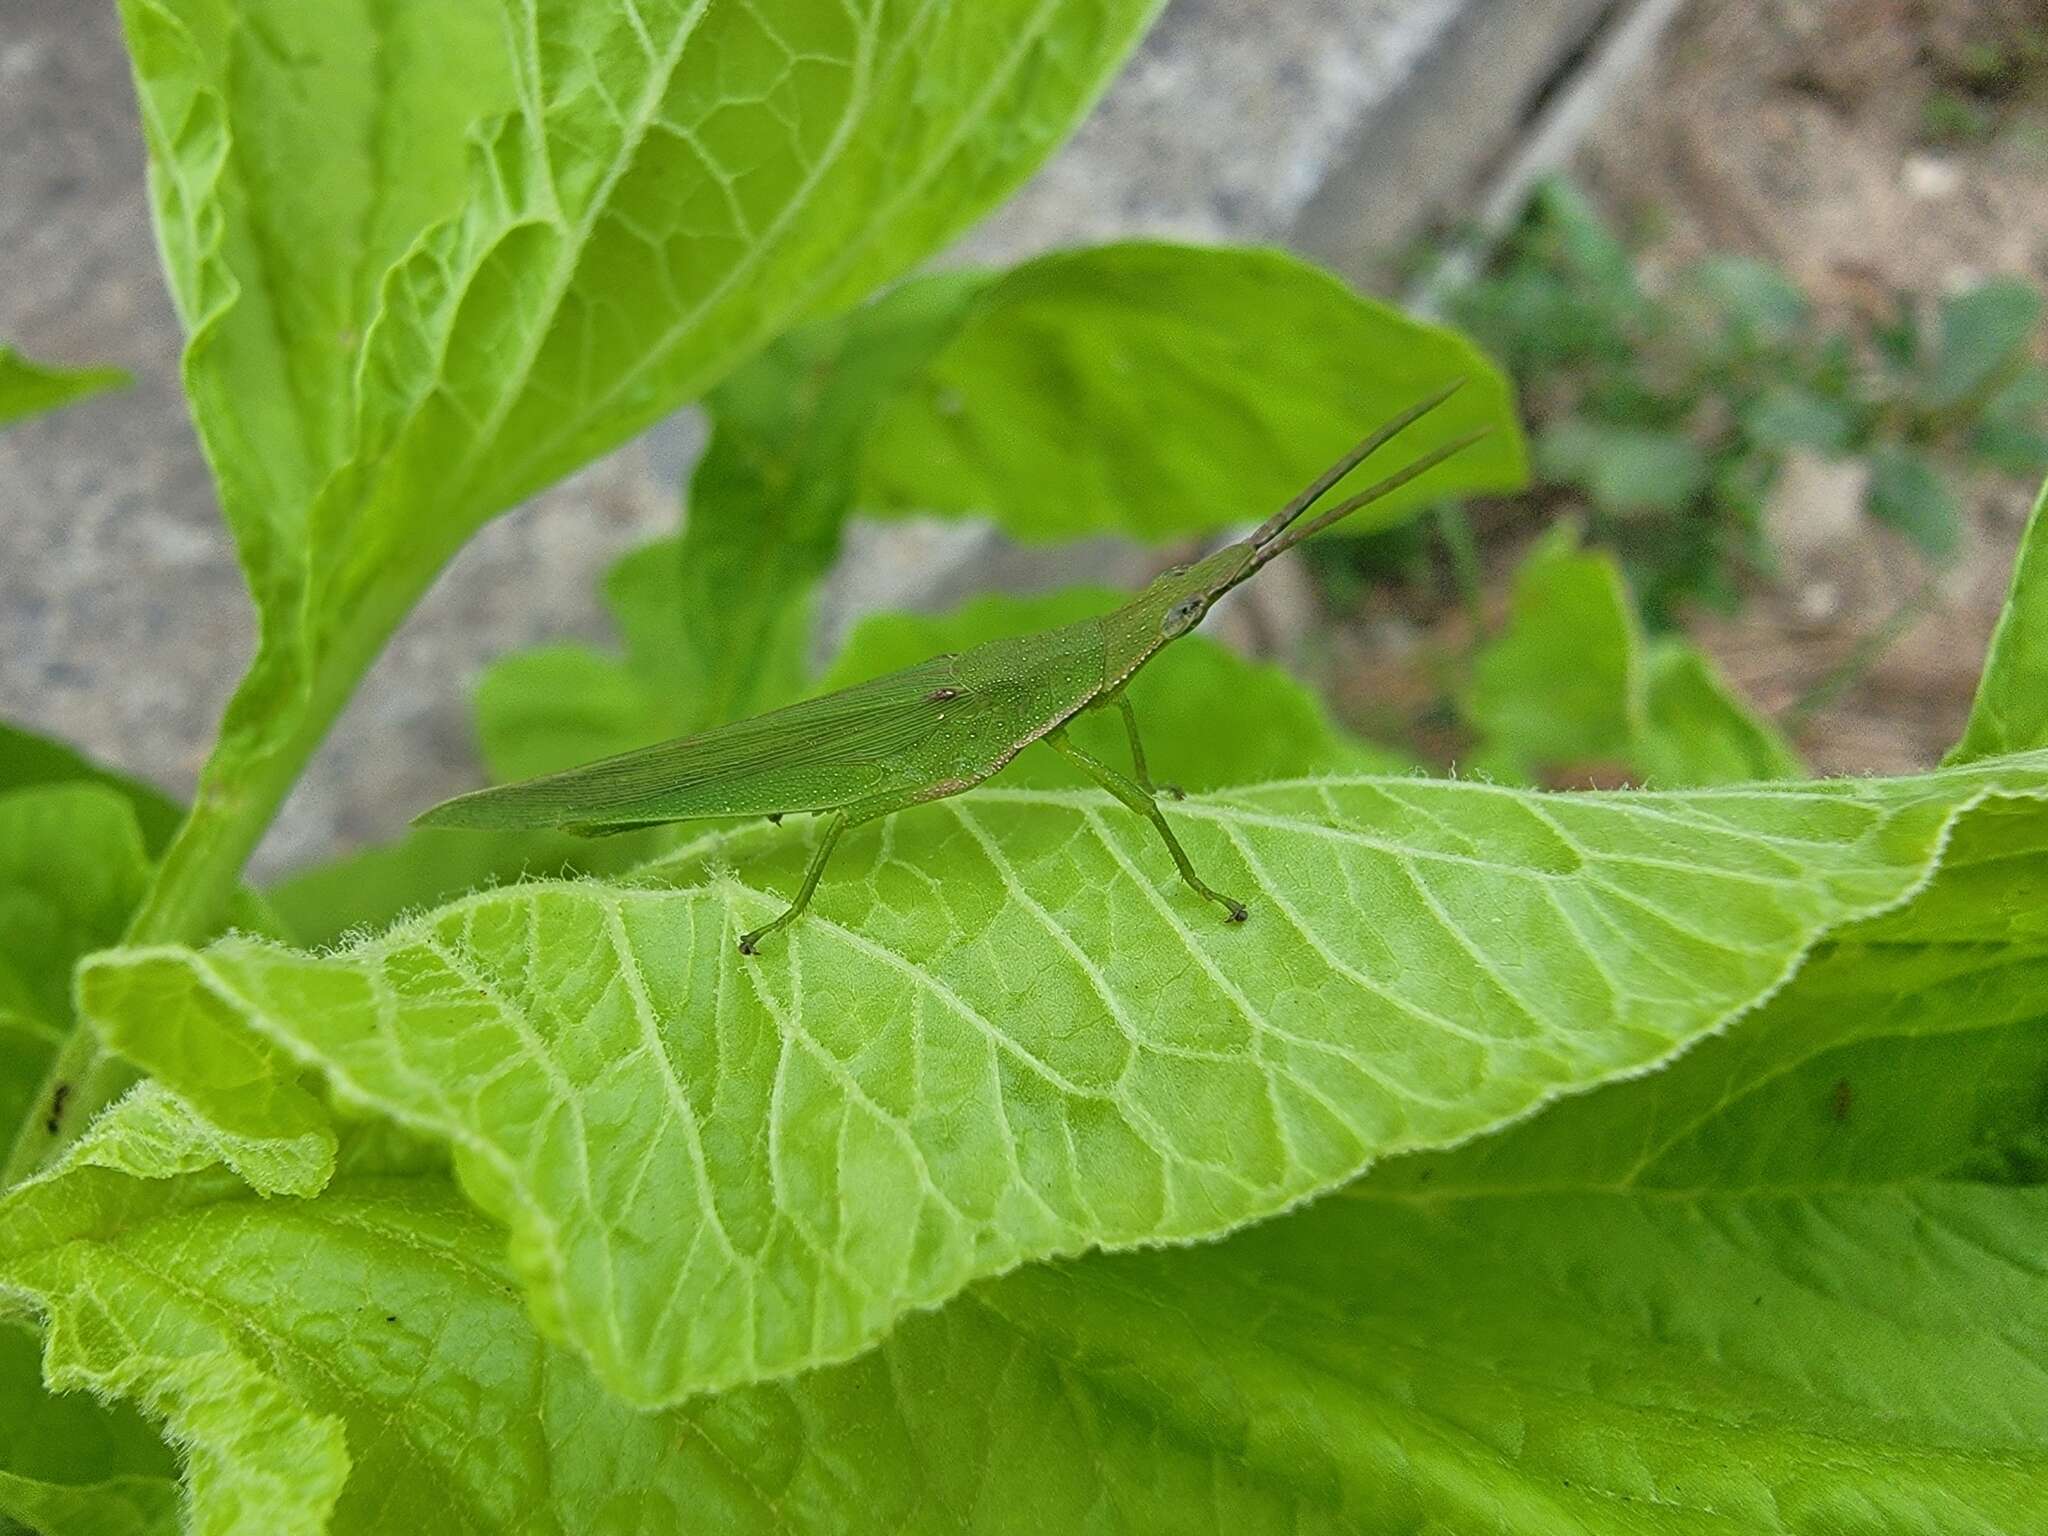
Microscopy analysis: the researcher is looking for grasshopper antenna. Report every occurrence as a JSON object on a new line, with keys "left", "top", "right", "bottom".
{"left": 1251, "top": 427, "right": 1492, "bottom": 570}
{"left": 1250, "top": 378, "right": 1467, "bottom": 548}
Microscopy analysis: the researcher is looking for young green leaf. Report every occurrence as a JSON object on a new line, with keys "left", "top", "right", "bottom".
{"left": 1464, "top": 527, "right": 1636, "bottom": 776}
{"left": 1464, "top": 525, "right": 1799, "bottom": 786}
{"left": 1866, "top": 442, "right": 1962, "bottom": 561}
{"left": 1949, "top": 478, "right": 2048, "bottom": 764}
{"left": 76, "top": 750, "right": 2048, "bottom": 1406}
{"left": 1637, "top": 639, "right": 1804, "bottom": 785}
{"left": 1927, "top": 277, "right": 2043, "bottom": 410}
{"left": 1537, "top": 421, "right": 1711, "bottom": 517}
{"left": 859, "top": 243, "right": 1527, "bottom": 541}
{"left": 0, "top": 723, "right": 184, "bottom": 856}
{"left": 0, "top": 347, "right": 130, "bottom": 430}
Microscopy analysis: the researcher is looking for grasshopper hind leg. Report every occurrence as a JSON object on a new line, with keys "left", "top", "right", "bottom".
{"left": 738, "top": 812, "right": 846, "bottom": 954}
{"left": 738, "top": 791, "right": 924, "bottom": 954}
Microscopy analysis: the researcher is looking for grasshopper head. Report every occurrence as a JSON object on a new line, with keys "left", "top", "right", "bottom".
{"left": 1101, "top": 383, "right": 1489, "bottom": 693}
{"left": 1101, "top": 541, "right": 1258, "bottom": 688}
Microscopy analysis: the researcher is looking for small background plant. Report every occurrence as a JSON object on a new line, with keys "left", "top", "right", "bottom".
{"left": 1449, "top": 177, "right": 2046, "bottom": 619}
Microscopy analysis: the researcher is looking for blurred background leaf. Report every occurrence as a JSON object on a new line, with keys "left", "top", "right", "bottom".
{"left": 0, "top": 346, "right": 128, "bottom": 429}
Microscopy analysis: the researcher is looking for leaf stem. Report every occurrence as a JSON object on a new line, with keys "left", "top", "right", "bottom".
{"left": 1, "top": 568, "right": 426, "bottom": 1186}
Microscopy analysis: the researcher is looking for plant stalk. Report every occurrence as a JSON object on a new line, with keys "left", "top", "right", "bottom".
{"left": 1, "top": 566, "right": 431, "bottom": 1187}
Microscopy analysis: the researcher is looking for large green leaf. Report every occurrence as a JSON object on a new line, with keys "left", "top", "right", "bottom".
{"left": 1950, "top": 478, "right": 2048, "bottom": 764}
{"left": 75, "top": 747, "right": 2048, "bottom": 1406}
{"left": 9, "top": 796, "right": 2047, "bottom": 1533}
{"left": 0, "top": 348, "right": 129, "bottom": 430}
{"left": 859, "top": 242, "right": 1527, "bottom": 541}
{"left": 1464, "top": 525, "right": 1800, "bottom": 786}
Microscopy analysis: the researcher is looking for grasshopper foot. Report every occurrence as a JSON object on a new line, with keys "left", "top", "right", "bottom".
{"left": 1221, "top": 897, "right": 1249, "bottom": 924}
{"left": 1162, "top": 782, "right": 1186, "bottom": 801}
{"left": 737, "top": 931, "right": 762, "bottom": 956}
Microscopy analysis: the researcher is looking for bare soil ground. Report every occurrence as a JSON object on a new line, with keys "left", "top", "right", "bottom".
{"left": 1331, "top": 0, "right": 2048, "bottom": 778}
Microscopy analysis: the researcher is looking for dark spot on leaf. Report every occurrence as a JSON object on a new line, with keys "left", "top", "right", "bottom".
{"left": 1831, "top": 1077, "right": 1852, "bottom": 1122}
{"left": 927, "top": 687, "right": 960, "bottom": 703}
{"left": 385, "top": 1315, "right": 398, "bottom": 1324}
{"left": 45, "top": 1082, "right": 70, "bottom": 1135}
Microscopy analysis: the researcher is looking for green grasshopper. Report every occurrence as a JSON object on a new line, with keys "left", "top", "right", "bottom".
{"left": 418, "top": 385, "right": 1482, "bottom": 953}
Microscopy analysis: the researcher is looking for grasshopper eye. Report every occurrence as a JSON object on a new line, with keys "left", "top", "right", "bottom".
{"left": 1160, "top": 596, "right": 1205, "bottom": 639}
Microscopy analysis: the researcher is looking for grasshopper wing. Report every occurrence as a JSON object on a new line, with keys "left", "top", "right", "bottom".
{"left": 417, "top": 657, "right": 969, "bottom": 832}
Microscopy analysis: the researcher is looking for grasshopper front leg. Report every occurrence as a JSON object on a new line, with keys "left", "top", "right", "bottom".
{"left": 1110, "top": 691, "right": 1182, "bottom": 799}
{"left": 1045, "top": 726, "right": 1246, "bottom": 923}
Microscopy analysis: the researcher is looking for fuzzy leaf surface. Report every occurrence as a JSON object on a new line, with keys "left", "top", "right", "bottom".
{"left": 12, "top": 805, "right": 2048, "bottom": 1533}
{"left": 76, "top": 749, "right": 2048, "bottom": 1405}
{"left": 0, "top": 1320, "right": 179, "bottom": 1536}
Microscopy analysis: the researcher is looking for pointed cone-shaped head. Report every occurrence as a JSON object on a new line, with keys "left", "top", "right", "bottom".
{"left": 1096, "top": 384, "right": 1488, "bottom": 691}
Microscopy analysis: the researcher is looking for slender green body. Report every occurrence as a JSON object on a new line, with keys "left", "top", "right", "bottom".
{"left": 419, "top": 387, "right": 1482, "bottom": 950}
